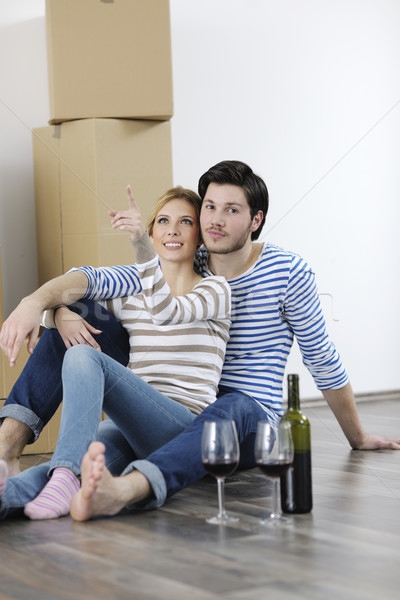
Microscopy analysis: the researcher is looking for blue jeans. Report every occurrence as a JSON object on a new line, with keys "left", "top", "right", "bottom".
{"left": 120, "top": 388, "right": 269, "bottom": 511}
{"left": 0, "top": 299, "right": 130, "bottom": 441}
{"left": 0, "top": 301, "right": 271, "bottom": 516}
{"left": 0, "top": 345, "right": 197, "bottom": 519}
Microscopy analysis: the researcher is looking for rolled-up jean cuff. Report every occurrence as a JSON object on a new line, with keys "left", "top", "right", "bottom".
{"left": 121, "top": 459, "right": 167, "bottom": 511}
{"left": 47, "top": 459, "right": 81, "bottom": 478}
{"left": 0, "top": 405, "right": 44, "bottom": 443}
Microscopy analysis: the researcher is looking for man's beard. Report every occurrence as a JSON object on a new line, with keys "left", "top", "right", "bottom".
{"left": 203, "top": 223, "right": 253, "bottom": 255}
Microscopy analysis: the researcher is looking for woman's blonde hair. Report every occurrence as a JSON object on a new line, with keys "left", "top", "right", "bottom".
{"left": 147, "top": 187, "right": 202, "bottom": 238}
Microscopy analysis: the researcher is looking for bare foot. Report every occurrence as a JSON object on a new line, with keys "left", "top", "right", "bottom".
{"left": 70, "top": 441, "right": 133, "bottom": 522}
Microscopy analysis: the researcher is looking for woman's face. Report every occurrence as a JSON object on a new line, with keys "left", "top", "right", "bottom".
{"left": 151, "top": 198, "right": 200, "bottom": 263}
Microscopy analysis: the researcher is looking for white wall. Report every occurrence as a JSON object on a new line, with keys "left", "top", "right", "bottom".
{"left": 0, "top": 1, "right": 48, "bottom": 315}
{"left": 0, "top": 0, "right": 399, "bottom": 398}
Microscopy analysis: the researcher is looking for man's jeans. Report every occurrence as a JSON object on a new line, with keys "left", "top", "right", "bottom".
{"left": 0, "top": 300, "right": 130, "bottom": 441}
{"left": 123, "top": 387, "right": 269, "bottom": 511}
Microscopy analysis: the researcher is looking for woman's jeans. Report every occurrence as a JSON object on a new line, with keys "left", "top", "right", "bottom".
{"left": 0, "top": 345, "right": 197, "bottom": 519}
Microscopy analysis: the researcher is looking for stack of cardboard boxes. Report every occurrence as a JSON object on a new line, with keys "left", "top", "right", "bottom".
{"left": 35, "top": 0, "right": 174, "bottom": 283}
{"left": 0, "top": 0, "right": 175, "bottom": 454}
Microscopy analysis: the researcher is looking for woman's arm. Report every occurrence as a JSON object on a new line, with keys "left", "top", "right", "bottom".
{"left": 110, "top": 186, "right": 231, "bottom": 326}
{"left": 138, "top": 256, "right": 231, "bottom": 326}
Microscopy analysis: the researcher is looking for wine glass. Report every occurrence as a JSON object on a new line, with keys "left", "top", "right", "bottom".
{"left": 254, "top": 420, "right": 294, "bottom": 524}
{"left": 201, "top": 420, "right": 240, "bottom": 524}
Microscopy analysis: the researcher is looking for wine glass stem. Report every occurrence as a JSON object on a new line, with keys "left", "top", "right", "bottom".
{"left": 272, "top": 478, "right": 282, "bottom": 518}
{"left": 217, "top": 478, "right": 227, "bottom": 518}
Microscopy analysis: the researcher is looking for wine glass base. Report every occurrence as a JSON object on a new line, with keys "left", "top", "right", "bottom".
{"left": 206, "top": 514, "right": 239, "bottom": 525}
{"left": 260, "top": 514, "right": 292, "bottom": 525}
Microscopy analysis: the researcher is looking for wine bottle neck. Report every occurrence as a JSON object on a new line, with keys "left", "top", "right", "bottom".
{"left": 287, "top": 374, "right": 300, "bottom": 411}
{"left": 287, "top": 397, "right": 300, "bottom": 411}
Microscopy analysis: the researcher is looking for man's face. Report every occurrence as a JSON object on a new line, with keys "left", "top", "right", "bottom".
{"left": 200, "top": 183, "right": 256, "bottom": 254}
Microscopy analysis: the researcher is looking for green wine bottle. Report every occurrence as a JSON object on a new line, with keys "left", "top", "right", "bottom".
{"left": 280, "top": 374, "right": 313, "bottom": 513}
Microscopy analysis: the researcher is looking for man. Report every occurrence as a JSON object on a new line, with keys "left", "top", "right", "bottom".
{"left": 1, "top": 161, "right": 399, "bottom": 517}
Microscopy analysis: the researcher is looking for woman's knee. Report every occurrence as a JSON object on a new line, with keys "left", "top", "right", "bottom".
{"left": 62, "top": 344, "right": 100, "bottom": 373}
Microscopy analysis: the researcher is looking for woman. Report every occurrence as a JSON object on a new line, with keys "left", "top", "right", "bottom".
{"left": 0, "top": 186, "right": 231, "bottom": 520}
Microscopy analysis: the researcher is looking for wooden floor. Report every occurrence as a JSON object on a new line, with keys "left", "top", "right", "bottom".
{"left": 1, "top": 397, "right": 400, "bottom": 600}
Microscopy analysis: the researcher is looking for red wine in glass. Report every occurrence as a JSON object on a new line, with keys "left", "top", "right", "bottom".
{"left": 255, "top": 421, "right": 294, "bottom": 524}
{"left": 201, "top": 420, "right": 240, "bottom": 524}
{"left": 203, "top": 459, "right": 238, "bottom": 479}
{"left": 257, "top": 459, "right": 292, "bottom": 479}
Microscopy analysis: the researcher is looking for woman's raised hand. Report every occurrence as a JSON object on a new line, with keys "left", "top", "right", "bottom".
{"left": 109, "top": 186, "right": 147, "bottom": 241}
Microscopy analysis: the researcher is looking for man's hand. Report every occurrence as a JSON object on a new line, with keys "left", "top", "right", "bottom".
{"left": 109, "top": 185, "right": 146, "bottom": 241}
{"left": 322, "top": 384, "right": 400, "bottom": 451}
{"left": 0, "top": 270, "right": 89, "bottom": 366}
{"left": 354, "top": 434, "right": 400, "bottom": 451}
{"left": 54, "top": 307, "right": 102, "bottom": 350}
{"left": 0, "top": 297, "right": 42, "bottom": 366}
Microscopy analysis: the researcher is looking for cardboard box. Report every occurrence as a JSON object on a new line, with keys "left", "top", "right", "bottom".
{"left": 46, "top": 0, "right": 173, "bottom": 123}
{"left": 33, "top": 118, "right": 173, "bottom": 284}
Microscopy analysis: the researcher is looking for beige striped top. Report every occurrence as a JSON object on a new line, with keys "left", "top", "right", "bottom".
{"left": 102, "top": 255, "right": 231, "bottom": 414}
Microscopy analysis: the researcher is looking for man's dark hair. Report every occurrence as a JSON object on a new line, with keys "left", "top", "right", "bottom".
{"left": 198, "top": 160, "right": 269, "bottom": 240}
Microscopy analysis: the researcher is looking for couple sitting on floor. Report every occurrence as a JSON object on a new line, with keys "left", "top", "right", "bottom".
{"left": 0, "top": 160, "right": 399, "bottom": 522}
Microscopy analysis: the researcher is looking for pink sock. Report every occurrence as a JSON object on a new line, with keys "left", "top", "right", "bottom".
{"left": 0, "top": 460, "right": 8, "bottom": 497}
{"left": 24, "top": 467, "right": 80, "bottom": 520}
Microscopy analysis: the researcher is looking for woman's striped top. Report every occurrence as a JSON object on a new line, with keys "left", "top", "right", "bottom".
{"left": 50, "top": 255, "right": 231, "bottom": 415}
{"left": 73, "top": 242, "right": 348, "bottom": 427}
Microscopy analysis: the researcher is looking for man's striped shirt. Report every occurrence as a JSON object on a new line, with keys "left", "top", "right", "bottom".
{"left": 74, "top": 243, "right": 348, "bottom": 427}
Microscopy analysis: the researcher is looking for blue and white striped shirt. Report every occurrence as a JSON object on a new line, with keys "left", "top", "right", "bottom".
{"left": 74, "top": 242, "right": 348, "bottom": 427}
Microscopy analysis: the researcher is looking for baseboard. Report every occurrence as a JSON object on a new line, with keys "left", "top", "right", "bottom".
{"left": 302, "top": 389, "right": 400, "bottom": 408}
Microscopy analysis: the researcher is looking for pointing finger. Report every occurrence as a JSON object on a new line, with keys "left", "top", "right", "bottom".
{"left": 126, "top": 185, "right": 136, "bottom": 210}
